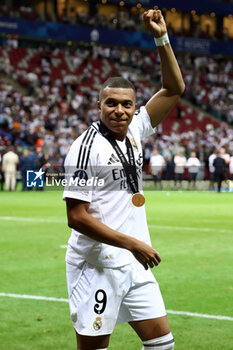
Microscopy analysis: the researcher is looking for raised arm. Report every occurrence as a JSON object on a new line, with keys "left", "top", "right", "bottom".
{"left": 143, "top": 9, "right": 185, "bottom": 127}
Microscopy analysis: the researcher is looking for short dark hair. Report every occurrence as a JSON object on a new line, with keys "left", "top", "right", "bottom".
{"left": 99, "top": 77, "right": 136, "bottom": 100}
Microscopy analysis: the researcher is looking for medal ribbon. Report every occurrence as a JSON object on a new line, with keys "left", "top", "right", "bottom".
{"left": 98, "top": 121, "right": 139, "bottom": 194}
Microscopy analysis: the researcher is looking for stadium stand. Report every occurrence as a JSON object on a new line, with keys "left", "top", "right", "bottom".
{"left": 1, "top": 2, "right": 233, "bottom": 41}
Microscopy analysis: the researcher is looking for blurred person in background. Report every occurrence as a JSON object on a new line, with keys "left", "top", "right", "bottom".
{"left": 20, "top": 149, "right": 30, "bottom": 191}
{"left": 20, "top": 148, "right": 38, "bottom": 191}
{"left": 35, "top": 147, "right": 47, "bottom": 170}
{"left": 143, "top": 143, "right": 153, "bottom": 174}
{"left": 220, "top": 147, "right": 230, "bottom": 165}
{"left": 220, "top": 147, "right": 230, "bottom": 181}
{"left": 213, "top": 151, "right": 227, "bottom": 192}
{"left": 149, "top": 148, "right": 165, "bottom": 189}
{"left": 174, "top": 151, "right": 186, "bottom": 189}
{"left": 163, "top": 155, "right": 174, "bottom": 182}
{"left": 186, "top": 151, "right": 201, "bottom": 190}
{"left": 2, "top": 146, "right": 19, "bottom": 191}
{"left": 208, "top": 148, "right": 217, "bottom": 191}
{"left": 230, "top": 154, "right": 233, "bottom": 181}
{"left": 0, "top": 150, "right": 4, "bottom": 191}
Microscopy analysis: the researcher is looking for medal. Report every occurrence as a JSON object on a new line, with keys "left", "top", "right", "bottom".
{"left": 132, "top": 193, "right": 145, "bottom": 207}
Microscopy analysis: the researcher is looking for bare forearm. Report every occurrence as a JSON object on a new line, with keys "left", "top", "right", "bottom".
{"left": 68, "top": 210, "right": 134, "bottom": 251}
{"left": 143, "top": 9, "right": 185, "bottom": 127}
{"left": 158, "top": 44, "right": 185, "bottom": 95}
{"left": 67, "top": 199, "right": 161, "bottom": 270}
{"left": 69, "top": 212, "right": 161, "bottom": 269}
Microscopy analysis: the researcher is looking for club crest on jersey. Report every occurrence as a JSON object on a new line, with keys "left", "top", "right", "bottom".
{"left": 93, "top": 317, "right": 102, "bottom": 331}
{"left": 130, "top": 137, "right": 138, "bottom": 151}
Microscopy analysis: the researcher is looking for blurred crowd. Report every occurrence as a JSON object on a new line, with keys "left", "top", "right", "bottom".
{"left": 0, "top": 43, "right": 232, "bottom": 124}
{"left": 0, "top": 42, "right": 233, "bottom": 191}
{"left": 182, "top": 54, "right": 233, "bottom": 125}
{"left": 0, "top": 3, "right": 233, "bottom": 42}
{"left": 74, "top": 8, "right": 233, "bottom": 42}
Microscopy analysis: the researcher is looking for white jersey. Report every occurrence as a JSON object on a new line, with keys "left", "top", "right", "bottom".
{"left": 150, "top": 154, "right": 165, "bottom": 175}
{"left": 63, "top": 106, "right": 156, "bottom": 268}
{"left": 229, "top": 156, "right": 233, "bottom": 174}
{"left": 174, "top": 155, "right": 186, "bottom": 174}
{"left": 186, "top": 157, "right": 201, "bottom": 173}
{"left": 2, "top": 151, "right": 19, "bottom": 172}
{"left": 208, "top": 153, "right": 216, "bottom": 173}
{"left": 221, "top": 153, "right": 230, "bottom": 164}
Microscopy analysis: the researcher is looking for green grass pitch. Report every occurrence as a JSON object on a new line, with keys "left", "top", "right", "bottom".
{"left": 0, "top": 190, "right": 233, "bottom": 349}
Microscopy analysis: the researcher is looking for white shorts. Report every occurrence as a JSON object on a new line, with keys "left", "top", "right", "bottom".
{"left": 66, "top": 260, "right": 166, "bottom": 336}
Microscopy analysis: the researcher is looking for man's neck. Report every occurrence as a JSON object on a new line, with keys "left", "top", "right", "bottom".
{"left": 112, "top": 132, "right": 127, "bottom": 141}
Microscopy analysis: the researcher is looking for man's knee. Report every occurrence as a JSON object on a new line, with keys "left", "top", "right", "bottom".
{"left": 141, "top": 332, "right": 174, "bottom": 349}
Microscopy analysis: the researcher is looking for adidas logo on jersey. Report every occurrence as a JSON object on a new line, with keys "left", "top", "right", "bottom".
{"left": 107, "top": 153, "right": 119, "bottom": 165}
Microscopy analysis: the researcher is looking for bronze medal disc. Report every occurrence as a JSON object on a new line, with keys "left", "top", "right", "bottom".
{"left": 132, "top": 193, "right": 145, "bottom": 207}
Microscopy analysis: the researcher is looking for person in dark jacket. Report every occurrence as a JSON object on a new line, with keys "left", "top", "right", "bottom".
{"left": 20, "top": 148, "right": 38, "bottom": 191}
{"left": 213, "top": 154, "right": 226, "bottom": 192}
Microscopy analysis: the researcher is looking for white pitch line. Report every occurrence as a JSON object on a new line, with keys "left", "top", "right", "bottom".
{"left": 0, "top": 293, "right": 68, "bottom": 303}
{"left": 60, "top": 245, "right": 68, "bottom": 249}
{"left": 0, "top": 293, "right": 232, "bottom": 322}
{"left": 1, "top": 216, "right": 232, "bottom": 234}
{"left": 166, "top": 309, "right": 233, "bottom": 321}
{"left": 0, "top": 216, "right": 65, "bottom": 223}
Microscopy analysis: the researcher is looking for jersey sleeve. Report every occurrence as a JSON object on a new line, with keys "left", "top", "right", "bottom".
{"left": 62, "top": 132, "right": 97, "bottom": 203}
{"left": 134, "top": 106, "right": 157, "bottom": 140}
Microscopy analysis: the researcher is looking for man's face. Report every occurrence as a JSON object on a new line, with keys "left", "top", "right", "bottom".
{"left": 98, "top": 87, "right": 136, "bottom": 140}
